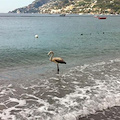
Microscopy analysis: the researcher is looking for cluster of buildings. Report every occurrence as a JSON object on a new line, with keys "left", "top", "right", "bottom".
{"left": 11, "top": 0, "right": 119, "bottom": 15}
{"left": 38, "top": 0, "right": 119, "bottom": 15}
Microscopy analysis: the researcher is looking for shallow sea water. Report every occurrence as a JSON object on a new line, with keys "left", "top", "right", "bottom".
{"left": 0, "top": 14, "right": 120, "bottom": 120}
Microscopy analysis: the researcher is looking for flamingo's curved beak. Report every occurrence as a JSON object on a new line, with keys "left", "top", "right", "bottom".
{"left": 47, "top": 53, "right": 50, "bottom": 56}
{"left": 47, "top": 51, "right": 51, "bottom": 56}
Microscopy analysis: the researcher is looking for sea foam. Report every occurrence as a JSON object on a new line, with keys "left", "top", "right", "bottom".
{"left": 0, "top": 58, "right": 120, "bottom": 120}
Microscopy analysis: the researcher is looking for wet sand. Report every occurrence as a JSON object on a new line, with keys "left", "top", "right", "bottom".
{"left": 79, "top": 106, "right": 120, "bottom": 120}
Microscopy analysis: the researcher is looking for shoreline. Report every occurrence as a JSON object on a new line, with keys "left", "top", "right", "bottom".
{"left": 79, "top": 106, "right": 120, "bottom": 120}
{"left": 0, "top": 13, "right": 120, "bottom": 16}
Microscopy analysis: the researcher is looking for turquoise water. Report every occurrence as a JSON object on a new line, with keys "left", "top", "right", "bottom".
{"left": 0, "top": 14, "right": 120, "bottom": 120}
{"left": 0, "top": 14, "right": 120, "bottom": 69}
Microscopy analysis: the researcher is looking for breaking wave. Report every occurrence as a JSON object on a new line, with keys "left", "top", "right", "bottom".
{"left": 0, "top": 58, "right": 120, "bottom": 120}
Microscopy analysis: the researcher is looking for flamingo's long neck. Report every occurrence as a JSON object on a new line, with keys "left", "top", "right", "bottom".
{"left": 50, "top": 53, "right": 54, "bottom": 61}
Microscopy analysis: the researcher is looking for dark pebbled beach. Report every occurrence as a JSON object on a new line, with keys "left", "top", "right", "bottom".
{"left": 79, "top": 106, "right": 120, "bottom": 120}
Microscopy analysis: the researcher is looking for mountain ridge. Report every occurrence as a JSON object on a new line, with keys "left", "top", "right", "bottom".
{"left": 9, "top": 0, "right": 120, "bottom": 14}
{"left": 9, "top": 0, "right": 50, "bottom": 13}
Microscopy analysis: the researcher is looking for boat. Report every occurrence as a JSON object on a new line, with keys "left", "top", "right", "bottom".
{"left": 98, "top": 16, "right": 106, "bottom": 19}
{"left": 60, "top": 14, "right": 66, "bottom": 17}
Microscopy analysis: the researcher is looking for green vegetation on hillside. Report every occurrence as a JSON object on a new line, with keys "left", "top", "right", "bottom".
{"left": 10, "top": 0, "right": 120, "bottom": 14}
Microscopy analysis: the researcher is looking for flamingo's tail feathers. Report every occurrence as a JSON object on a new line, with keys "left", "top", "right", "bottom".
{"left": 55, "top": 60, "right": 66, "bottom": 64}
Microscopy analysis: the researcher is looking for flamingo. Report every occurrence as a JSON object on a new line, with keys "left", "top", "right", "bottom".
{"left": 48, "top": 51, "right": 66, "bottom": 74}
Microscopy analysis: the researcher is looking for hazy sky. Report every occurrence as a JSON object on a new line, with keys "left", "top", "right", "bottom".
{"left": 0, "top": 0, "right": 34, "bottom": 13}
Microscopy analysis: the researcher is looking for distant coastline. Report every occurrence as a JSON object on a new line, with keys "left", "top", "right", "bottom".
{"left": 0, "top": 13, "right": 120, "bottom": 18}
{"left": 9, "top": 0, "right": 120, "bottom": 15}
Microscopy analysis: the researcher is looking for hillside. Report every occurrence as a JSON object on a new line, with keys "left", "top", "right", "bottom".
{"left": 10, "top": 0, "right": 120, "bottom": 14}
{"left": 9, "top": 0, "right": 50, "bottom": 13}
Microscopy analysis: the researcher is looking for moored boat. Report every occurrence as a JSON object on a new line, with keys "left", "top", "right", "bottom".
{"left": 98, "top": 16, "right": 106, "bottom": 19}
{"left": 60, "top": 14, "right": 66, "bottom": 17}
